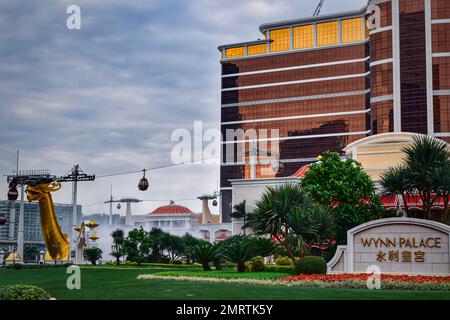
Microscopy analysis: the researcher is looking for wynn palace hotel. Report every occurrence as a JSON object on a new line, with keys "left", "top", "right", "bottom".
{"left": 218, "top": 0, "right": 450, "bottom": 221}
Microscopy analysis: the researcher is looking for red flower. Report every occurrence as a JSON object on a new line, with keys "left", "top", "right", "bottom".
{"left": 282, "top": 273, "right": 450, "bottom": 284}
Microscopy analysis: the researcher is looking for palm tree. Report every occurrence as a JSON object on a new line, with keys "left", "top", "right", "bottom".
{"left": 249, "top": 184, "right": 310, "bottom": 262}
{"left": 83, "top": 247, "right": 103, "bottom": 265}
{"left": 232, "top": 201, "right": 248, "bottom": 236}
{"left": 402, "top": 136, "right": 449, "bottom": 218}
{"left": 432, "top": 164, "right": 450, "bottom": 223}
{"left": 307, "top": 205, "right": 336, "bottom": 244}
{"left": 380, "top": 165, "right": 413, "bottom": 217}
{"left": 287, "top": 205, "right": 336, "bottom": 258}
{"left": 111, "top": 229, "right": 125, "bottom": 265}
{"left": 221, "top": 239, "right": 257, "bottom": 272}
{"left": 188, "top": 243, "right": 216, "bottom": 271}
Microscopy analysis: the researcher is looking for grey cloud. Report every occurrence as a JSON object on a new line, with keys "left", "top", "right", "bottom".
{"left": 0, "top": 0, "right": 366, "bottom": 214}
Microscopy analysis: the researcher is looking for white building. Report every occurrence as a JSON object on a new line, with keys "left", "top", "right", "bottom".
{"left": 134, "top": 200, "right": 232, "bottom": 242}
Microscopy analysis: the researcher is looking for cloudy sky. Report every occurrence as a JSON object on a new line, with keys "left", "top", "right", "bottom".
{"left": 0, "top": 0, "right": 367, "bottom": 216}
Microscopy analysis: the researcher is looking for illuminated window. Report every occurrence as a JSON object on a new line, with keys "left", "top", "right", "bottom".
{"left": 293, "top": 25, "right": 314, "bottom": 49}
{"left": 365, "top": 17, "right": 370, "bottom": 39}
{"left": 270, "top": 28, "right": 291, "bottom": 53}
{"left": 317, "top": 21, "right": 339, "bottom": 47}
{"left": 248, "top": 44, "right": 267, "bottom": 56}
{"left": 226, "top": 47, "right": 245, "bottom": 59}
{"left": 342, "top": 18, "right": 363, "bottom": 43}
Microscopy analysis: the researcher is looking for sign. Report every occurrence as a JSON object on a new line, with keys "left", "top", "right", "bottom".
{"left": 328, "top": 218, "right": 450, "bottom": 275}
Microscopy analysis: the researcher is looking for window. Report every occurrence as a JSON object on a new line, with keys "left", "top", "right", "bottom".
{"left": 248, "top": 44, "right": 267, "bottom": 56}
{"left": 293, "top": 25, "right": 314, "bottom": 49}
{"left": 317, "top": 21, "right": 339, "bottom": 47}
{"left": 150, "top": 221, "right": 159, "bottom": 228}
{"left": 342, "top": 18, "right": 363, "bottom": 43}
{"left": 270, "top": 28, "right": 291, "bottom": 53}
{"left": 226, "top": 47, "right": 245, "bottom": 59}
{"left": 172, "top": 220, "right": 186, "bottom": 229}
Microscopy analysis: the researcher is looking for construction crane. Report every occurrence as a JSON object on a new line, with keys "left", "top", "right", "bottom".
{"left": 313, "top": 0, "right": 325, "bottom": 16}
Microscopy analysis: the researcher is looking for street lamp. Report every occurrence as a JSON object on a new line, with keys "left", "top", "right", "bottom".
{"left": 0, "top": 250, "right": 4, "bottom": 267}
{"left": 39, "top": 250, "right": 45, "bottom": 265}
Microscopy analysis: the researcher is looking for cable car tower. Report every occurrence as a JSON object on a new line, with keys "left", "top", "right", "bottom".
{"left": 7, "top": 164, "right": 95, "bottom": 262}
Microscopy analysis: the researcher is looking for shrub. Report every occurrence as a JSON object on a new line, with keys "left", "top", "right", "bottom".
{"left": 5, "top": 264, "right": 23, "bottom": 270}
{"left": 83, "top": 247, "right": 103, "bottom": 265}
{"left": 264, "top": 264, "right": 295, "bottom": 274}
{"left": 244, "top": 257, "right": 265, "bottom": 272}
{"left": 295, "top": 256, "right": 327, "bottom": 275}
{"left": 250, "top": 256, "right": 265, "bottom": 272}
{"left": 275, "top": 256, "right": 292, "bottom": 266}
{"left": 0, "top": 285, "right": 52, "bottom": 300}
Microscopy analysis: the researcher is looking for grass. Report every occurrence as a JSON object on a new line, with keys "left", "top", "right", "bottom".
{"left": 0, "top": 268, "right": 450, "bottom": 300}
{"left": 91, "top": 262, "right": 203, "bottom": 268}
{"left": 153, "top": 270, "right": 292, "bottom": 280}
{"left": 80, "top": 263, "right": 203, "bottom": 270}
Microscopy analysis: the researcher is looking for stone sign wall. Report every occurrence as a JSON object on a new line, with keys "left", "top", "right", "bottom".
{"left": 328, "top": 218, "right": 450, "bottom": 275}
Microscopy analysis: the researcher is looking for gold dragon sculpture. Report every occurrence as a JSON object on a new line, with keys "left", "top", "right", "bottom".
{"left": 26, "top": 182, "right": 70, "bottom": 261}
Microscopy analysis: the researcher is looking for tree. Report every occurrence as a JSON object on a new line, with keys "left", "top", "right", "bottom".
{"left": 287, "top": 205, "right": 336, "bottom": 257}
{"left": 232, "top": 201, "right": 248, "bottom": 236}
{"left": 380, "top": 165, "right": 413, "bottom": 217}
{"left": 83, "top": 247, "right": 102, "bottom": 265}
{"left": 123, "top": 227, "right": 153, "bottom": 265}
{"left": 221, "top": 237, "right": 258, "bottom": 272}
{"left": 300, "top": 152, "right": 383, "bottom": 243}
{"left": 162, "top": 234, "right": 185, "bottom": 263}
{"left": 247, "top": 237, "right": 277, "bottom": 258}
{"left": 248, "top": 184, "right": 310, "bottom": 262}
{"left": 188, "top": 243, "right": 216, "bottom": 271}
{"left": 211, "top": 242, "right": 224, "bottom": 270}
{"left": 402, "top": 136, "right": 449, "bottom": 219}
{"left": 432, "top": 164, "right": 450, "bottom": 223}
{"left": 110, "top": 229, "right": 125, "bottom": 265}
{"left": 148, "top": 228, "right": 168, "bottom": 263}
{"left": 181, "top": 233, "right": 204, "bottom": 264}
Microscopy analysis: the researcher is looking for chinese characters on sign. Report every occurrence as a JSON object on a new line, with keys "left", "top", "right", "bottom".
{"left": 376, "top": 250, "right": 425, "bottom": 263}
{"left": 361, "top": 237, "right": 441, "bottom": 263}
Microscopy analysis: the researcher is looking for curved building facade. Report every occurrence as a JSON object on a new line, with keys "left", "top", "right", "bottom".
{"left": 219, "top": 0, "right": 450, "bottom": 222}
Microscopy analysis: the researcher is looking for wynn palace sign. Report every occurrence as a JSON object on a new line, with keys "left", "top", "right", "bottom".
{"left": 328, "top": 218, "right": 450, "bottom": 275}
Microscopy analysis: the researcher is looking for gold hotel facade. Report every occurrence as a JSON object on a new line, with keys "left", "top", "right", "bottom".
{"left": 219, "top": 0, "right": 450, "bottom": 222}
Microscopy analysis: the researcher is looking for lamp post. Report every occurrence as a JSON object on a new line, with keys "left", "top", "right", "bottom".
{"left": 0, "top": 250, "right": 4, "bottom": 267}
{"left": 39, "top": 250, "right": 45, "bottom": 265}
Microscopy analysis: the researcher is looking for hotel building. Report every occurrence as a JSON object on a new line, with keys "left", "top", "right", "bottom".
{"left": 218, "top": 0, "right": 450, "bottom": 222}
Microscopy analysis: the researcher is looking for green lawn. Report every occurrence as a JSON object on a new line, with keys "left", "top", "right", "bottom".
{"left": 152, "top": 270, "right": 292, "bottom": 279}
{"left": 0, "top": 268, "right": 449, "bottom": 300}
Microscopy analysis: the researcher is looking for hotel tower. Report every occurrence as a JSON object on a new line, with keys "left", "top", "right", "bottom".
{"left": 219, "top": 0, "right": 450, "bottom": 222}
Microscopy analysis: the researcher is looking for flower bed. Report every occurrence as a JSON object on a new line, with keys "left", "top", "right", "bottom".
{"left": 282, "top": 274, "right": 450, "bottom": 290}
{"left": 137, "top": 272, "right": 450, "bottom": 291}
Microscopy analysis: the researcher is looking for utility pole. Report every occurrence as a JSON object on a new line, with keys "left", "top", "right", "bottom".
{"left": 71, "top": 165, "right": 79, "bottom": 263}
{"left": 58, "top": 165, "right": 95, "bottom": 263}
{"left": 109, "top": 185, "right": 113, "bottom": 226}
{"left": 14, "top": 150, "right": 25, "bottom": 262}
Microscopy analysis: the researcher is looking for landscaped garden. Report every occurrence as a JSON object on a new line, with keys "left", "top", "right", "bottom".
{"left": 1, "top": 136, "right": 450, "bottom": 300}
{"left": 1, "top": 267, "right": 450, "bottom": 300}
